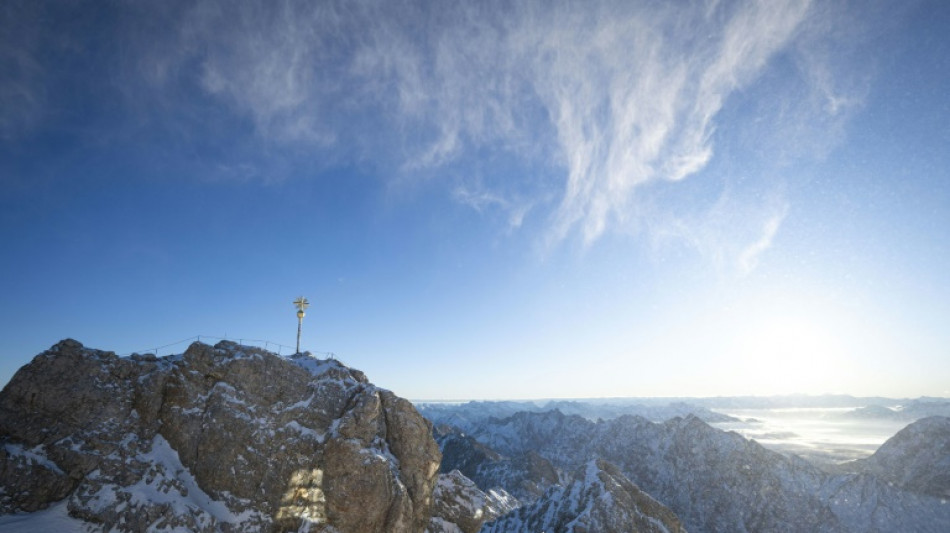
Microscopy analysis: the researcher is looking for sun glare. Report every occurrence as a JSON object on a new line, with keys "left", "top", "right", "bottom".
{"left": 734, "top": 312, "right": 847, "bottom": 394}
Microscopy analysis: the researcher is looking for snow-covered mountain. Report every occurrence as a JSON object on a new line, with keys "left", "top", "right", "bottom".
{"left": 432, "top": 409, "right": 950, "bottom": 532}
{"left": 435, "top": 424, "right": 561, "bottom": 505}
{"left": 427, "top": 470, "right": 518, "bottom": 533}
{"left": 418, "top": 399, "right": 736, "bottom": 433}
{"left": 482, "top": 459, "right": 684, "bottom": 533}
{"left": 852, "top": 416, "right": 950, "bottom": 498}
{"left": 0, "top": 339, "right": 441, "bottom": 532}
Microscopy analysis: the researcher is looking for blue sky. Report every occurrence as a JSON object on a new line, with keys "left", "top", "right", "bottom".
{"left": 2, "top": 0, "right": 948, "bottom": 400}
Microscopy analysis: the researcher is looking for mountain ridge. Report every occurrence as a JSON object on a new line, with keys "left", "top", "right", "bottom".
{"left": 431, "top": 407, "right": 950, "bottom": 532}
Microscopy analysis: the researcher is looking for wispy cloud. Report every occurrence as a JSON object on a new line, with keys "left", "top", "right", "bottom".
{"left": 453, "top": 179, "right": 535, "bottom": 231}
{"left": 148, "top": 1, "right": 829, "bottom": 253}
{"left": 646, "top": 181, "right": 791, "bottom": 277}
{"left": 522, "top": 0, "right": 812, "bottom": 246}
{"left": 7, "top": 0, "right": 870, "bottom": 270}
{"left": 739, "top": 208, "right": 788, "bottom": 275}
{"left": 0, "top": 3, "right": 48, "bottom": 141}
{"left": 180, "top": 1, "right": 344, "bottom": 146}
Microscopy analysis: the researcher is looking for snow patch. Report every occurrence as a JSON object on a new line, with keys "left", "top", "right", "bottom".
{"left": 283, "top": 421, "right": 325, "bottom": 442}
{"left": 0, "top": 500, "right": 90, "bottom": 533}
{"left": 3, "top": 443, "right": 65, "bottom": 475}
{"left": 286, "top": 354, "right": 345, "bottom": 379}
{"left": 128, "top": 435, "right": 258, "bottom": 524}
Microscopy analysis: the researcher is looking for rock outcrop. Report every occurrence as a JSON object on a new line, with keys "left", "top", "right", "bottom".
{"left": 0, "top": 339, "right": 441, "bottom": 532}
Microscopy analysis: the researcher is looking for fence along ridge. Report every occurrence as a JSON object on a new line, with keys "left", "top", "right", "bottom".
{"left": 120, "top": 335, "right": 336, "bottom": 359}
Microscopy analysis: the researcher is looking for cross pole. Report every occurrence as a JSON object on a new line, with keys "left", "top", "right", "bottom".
{"left": 293, "top": 296, "right": 310, "bottom": 353}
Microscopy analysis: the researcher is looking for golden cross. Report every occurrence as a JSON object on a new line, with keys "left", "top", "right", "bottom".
{"left": 293, "top": 296, "right": 310, "bottom": 312}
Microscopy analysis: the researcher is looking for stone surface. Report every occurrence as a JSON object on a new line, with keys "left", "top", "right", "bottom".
{"left": 0, "top": 339, "right": 441, "bottom": 532}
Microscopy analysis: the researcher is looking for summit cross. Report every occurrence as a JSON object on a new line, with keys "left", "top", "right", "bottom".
{"left": 294, "top": 296, "right": 310, "bottom": 353}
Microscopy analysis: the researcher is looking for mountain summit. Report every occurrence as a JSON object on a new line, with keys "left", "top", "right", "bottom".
{"left": 0, "top": 339, "right": 441, "bottom": 532}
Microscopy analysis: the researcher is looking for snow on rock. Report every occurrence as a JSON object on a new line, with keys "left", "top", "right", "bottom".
{"left": 434, "top": 425, "right": 560, "bottom": 505}
{"left": 68, "top": 434, "right": 264, "bottom": 530}
{"left": 2, "top": 443, "right": 65, "bottom": 475}
{"left": 442, "top": 409, "right": 950, "bottom": 532}
{"left": 481, "top": 459, "right": 684, "bottom": 533}
{"left": 852, "top": 415, "right": 950, "bottom": 499}
{"left": 0, "top": 339, "right": 441, "bottom": 532}
{"left": 426, "top": 470, "right": 518, "bottom": 533}
{"left": 0, "top": 500, "right": 90, "bottom": 533}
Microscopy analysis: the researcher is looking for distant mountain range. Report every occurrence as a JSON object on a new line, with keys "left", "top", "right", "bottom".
{"left": 417, "top": 398, "right": 739, "bottom": 431}
{"left": 838, "top": 401, "right": 950, "bottom": 421}
{"left": 427, "top": 403, "right": 950, "bottom": 532}
{"left": 418, "top": 395, "right": 950, "bottom": 423}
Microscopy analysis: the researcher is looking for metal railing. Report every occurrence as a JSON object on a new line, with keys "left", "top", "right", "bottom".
{"left": 120, "top": 335, "right": 336, "bottom": 359}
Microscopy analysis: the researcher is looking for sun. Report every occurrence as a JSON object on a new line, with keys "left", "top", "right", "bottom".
{"left": 732, "top": 308, "right": 850, "bottom": 395}
{"left": 739, "top": 317, "right": 829, "bottom": 386}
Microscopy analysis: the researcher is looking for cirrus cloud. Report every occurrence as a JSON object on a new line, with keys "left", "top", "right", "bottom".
{"left": 7, "top": 0, "right": 873, "bottom": 271}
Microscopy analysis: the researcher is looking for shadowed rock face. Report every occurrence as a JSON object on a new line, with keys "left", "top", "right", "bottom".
{"left": 482, "top": 459, "right": 685, "bottom": 533}
{"left": 857, "top": 416, "right": 950, "bottom": 498}
{"left": 431, "top": 421, "right": 687, "bottom": 533}
{"left": 0, "top": 339, "right": 441, "bottom": 532}
{"left": 434, "top": 425, "right": 560, "bottom": 505}
{"left": 427, "top": 470, "right": 518, "bottom": 533}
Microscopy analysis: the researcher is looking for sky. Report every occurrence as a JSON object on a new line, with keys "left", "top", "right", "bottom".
{"left": 1, "top": 0, "right": 949, "bottom": 401}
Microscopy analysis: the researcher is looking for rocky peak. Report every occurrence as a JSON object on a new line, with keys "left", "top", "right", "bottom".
{"left": 426, "top": 470, "right": 518, "bottom": 533}
{"left": 857, "top": 416, "right": 950, "bottom": 498}
{"left": 0, "top": 339, "right": 441, "bottom": 532}
{"left": 481, "top": 459, "right": 685, "bottom": 533}
{"left": 434, "top": 425, "right": 560, "bottom": 506}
